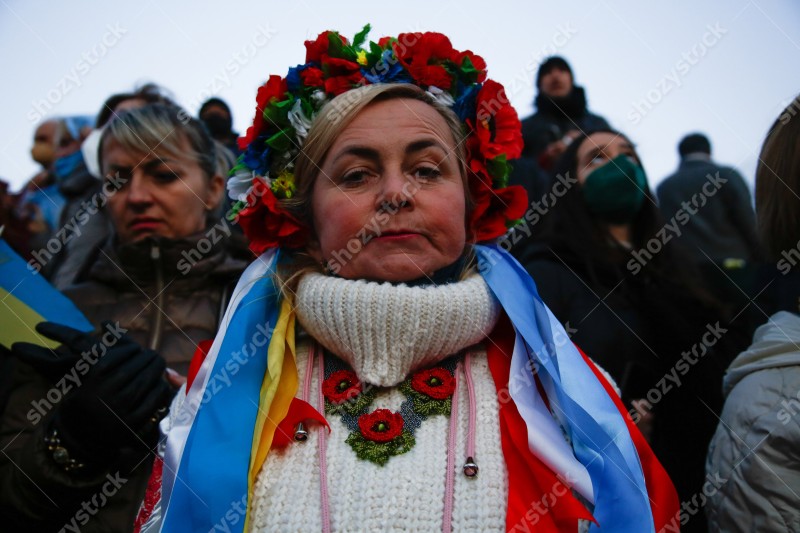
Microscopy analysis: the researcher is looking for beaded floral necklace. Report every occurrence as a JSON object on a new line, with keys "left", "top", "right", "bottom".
{"left": 322, "top": 351, "right": 459, "bottom": 466}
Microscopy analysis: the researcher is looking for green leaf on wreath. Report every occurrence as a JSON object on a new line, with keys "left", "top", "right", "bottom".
{"left": 352, "top": 24, "right": 371, "bottom": 50}
{"left": 487, "top": 154, "right": 510, "bottom": 188}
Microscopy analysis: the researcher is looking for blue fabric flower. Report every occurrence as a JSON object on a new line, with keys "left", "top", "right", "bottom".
{"left": 362, "top": 49, "right": 412, "bottom": 84}
{"left": 285, "top": 64, "right": 306, "bottom": 93}
{"left": 243, "top": 136, "right": 270, "bottom": 175}
{"left": 453, "top": 83, "right": 480, "bottom": 122}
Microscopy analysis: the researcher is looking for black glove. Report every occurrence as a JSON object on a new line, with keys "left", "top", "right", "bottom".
{"left": 12, "top": 321, "right": 174, "bottom": 466}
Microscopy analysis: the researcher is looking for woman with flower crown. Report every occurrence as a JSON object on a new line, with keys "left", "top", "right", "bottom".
{"left": 141, "top": 26, "right": 679, "bottom": 533}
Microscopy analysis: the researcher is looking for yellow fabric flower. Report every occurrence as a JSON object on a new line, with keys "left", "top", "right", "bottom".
{"left": 271, "top": 170, "right": 296, "bottom": 199}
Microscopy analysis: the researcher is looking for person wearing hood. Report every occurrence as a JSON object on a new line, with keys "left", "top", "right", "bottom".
{"left": 705, "top": 96, "right": 800, "bottom": 532}
{"left": 198, "top": 97, "right": 241, "bottom": 158}
{"left": 17, "top": 116, "right": 91, "bottom": 251}
{"left": 520, "top": 56, "right": 611, "bottom": 170}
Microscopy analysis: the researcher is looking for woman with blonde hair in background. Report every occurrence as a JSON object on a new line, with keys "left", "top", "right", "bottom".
{"left": 1, "top": 103, "right": 247, "bottom": 531}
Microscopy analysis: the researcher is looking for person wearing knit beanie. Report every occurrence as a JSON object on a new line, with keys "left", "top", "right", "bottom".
{"left": 521, "top": 55, "right": 611, "bottom": 170}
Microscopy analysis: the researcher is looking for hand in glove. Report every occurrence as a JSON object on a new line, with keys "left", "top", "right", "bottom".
{"left": 12, "top": 321, "right": 174, "bottom": 467}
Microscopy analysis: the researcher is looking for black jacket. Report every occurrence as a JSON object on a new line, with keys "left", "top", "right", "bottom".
{"left": 657, "top": 156, "right": 761, "bottom": 263}
{"left": 520, "top": 86, "right": 610, "bottom": 161}
{"left": 0, "top": 232, "right": 247, "bottom": 531}
{"left": 520, "top": 241, "right": 748, "bottom": 532}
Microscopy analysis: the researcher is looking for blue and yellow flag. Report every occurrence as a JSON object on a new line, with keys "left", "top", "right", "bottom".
{"left": 0, "top": 238, "right": 93, "bottom": 349}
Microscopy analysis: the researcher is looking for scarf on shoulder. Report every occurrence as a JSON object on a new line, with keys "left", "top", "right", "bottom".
{"left": 157, "top": 245, "right": 678, "bottom": 532}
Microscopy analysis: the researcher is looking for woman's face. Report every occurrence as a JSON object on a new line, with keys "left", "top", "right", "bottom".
{"left": 576, "top": 132, "right": 640, "bottom": 183}
{"left": 103, "top": 136, "right": 224, "bottom": 243}
{"left": 309, "top": 98, "right": 467, "bottom": 282}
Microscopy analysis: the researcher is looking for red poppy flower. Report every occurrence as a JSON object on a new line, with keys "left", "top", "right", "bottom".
{"left": 300, "top": 67, "right": 325, "bottom": 88}
{"left": 321, "top": 57, "right": 364, "bottom": 96}
{"left": 236, "top": 180, "right": 309, "bottom": 253}
{"left": 452, "top": 49, "right": 487, "bottom": 83}
{"left": 393, "top": 32, "right": 455, "bottom": 89}
{"left": 469, "top": 184, "right": 528, "bottom": 242}
{"left": 472, "top": 80, "right": 523, "bottom": 160}
{"left": 411, "top": 368, "right": 455, "bottom": 400}
{"left": 238, "top": 75, "right": 288, "bottom": 151}
{"left": 358, "top": 409, "right": 404, "bottom": 443}
{"left": 304, "top": 31, "right": 348, "bottom": 63}
{"left": 377, "top": 36, "right": 395, "bottom": 48}
{"left": 322, "top": 370, "right": 362, "bottom": 405}
{"left": 467, "top": 151, "right": 492, "bottom": 185}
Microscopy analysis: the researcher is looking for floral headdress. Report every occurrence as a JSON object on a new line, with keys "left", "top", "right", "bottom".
{"left": 229, "top": 25, "right": 528, "bottom": 254}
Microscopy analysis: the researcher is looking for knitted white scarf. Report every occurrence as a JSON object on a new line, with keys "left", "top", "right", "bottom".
{"left": 295, "top": 272, "right": 501, "bottom": 386}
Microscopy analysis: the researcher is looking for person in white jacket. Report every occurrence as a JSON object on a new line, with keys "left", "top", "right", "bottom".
{"left": 706, "top": 95, "right": 800, "bottom": 532}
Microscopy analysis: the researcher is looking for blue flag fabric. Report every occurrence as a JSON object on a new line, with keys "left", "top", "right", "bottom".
{"left": 475, "top": 244, "right": 654, "bottom": 533}
{"left": 0, "top": 238, "right": 92, "bottom": 348}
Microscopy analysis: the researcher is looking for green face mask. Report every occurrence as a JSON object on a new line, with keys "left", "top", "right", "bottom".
{"left": 581, "top": 154, "right": 648, "bottom": 224}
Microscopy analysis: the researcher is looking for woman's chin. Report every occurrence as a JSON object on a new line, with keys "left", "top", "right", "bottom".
{"left": 337, "top": 258, "right": 435, "bottom": 284}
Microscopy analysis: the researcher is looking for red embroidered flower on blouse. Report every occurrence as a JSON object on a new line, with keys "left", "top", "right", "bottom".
{"left": 411, "top": 368, "right": 455, "bottom": 400}
{"left": 358, "top": 409, "right": 404, "bottom": 443}
{"left": 322, "top": 369, "right": 363, "bottom": 405}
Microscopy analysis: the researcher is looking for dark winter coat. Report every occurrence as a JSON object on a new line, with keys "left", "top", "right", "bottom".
{"left": 520, "top": 241, "right": 747, "bottom": 533}
{"left": 657, "top": 156, "right": 761, "bottom": 264}
{"left": 0, "top": 232, "right": 247, "bottom": 531}
{"left": 64, "top": 233, "right": 248, "bottom": 375}
{"left": 520, "top": 86, "right": 610, "bottom": 162}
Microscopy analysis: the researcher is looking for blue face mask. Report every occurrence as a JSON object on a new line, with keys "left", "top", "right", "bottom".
{"left": 53, "top": 150, "right": 85, "bottom": 180}
{"left": 581, "top": 154, "right": 648, "bottom": 224}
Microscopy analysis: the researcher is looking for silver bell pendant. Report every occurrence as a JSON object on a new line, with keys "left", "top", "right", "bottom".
{"left": 463, "top": 456, "right": 479, "bottom": 478}
{"left": 294, "top": 422, "right": 309, "bottom": 442}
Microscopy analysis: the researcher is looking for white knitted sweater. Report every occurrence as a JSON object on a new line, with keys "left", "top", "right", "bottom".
{"left": 249, "top": 273, "right": 509, "bottom": 532}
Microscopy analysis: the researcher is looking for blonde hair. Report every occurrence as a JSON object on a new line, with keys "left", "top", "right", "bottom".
{"left": 99, "top": 103, "right": 218, "bottom": 181}
{"left": 286, "top": 83, "right": 471, "bottom": 229}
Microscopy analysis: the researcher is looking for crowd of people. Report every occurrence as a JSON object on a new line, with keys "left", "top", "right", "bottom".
{"left": 0, "top": 26, "right": 797, "bottom": 533}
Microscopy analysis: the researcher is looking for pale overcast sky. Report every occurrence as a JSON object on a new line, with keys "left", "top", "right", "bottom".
{"left": 1, "top": 0, "right": 798, "bottom": 193}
